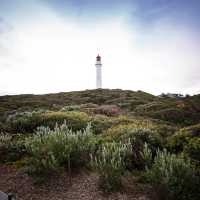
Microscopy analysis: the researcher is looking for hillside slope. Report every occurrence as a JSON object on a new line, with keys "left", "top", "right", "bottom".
{"left": 0, "top": 89, "right": 156, "bottom": 113}
{"left": 0, "top": 89, "right": 199, "bottom": 126}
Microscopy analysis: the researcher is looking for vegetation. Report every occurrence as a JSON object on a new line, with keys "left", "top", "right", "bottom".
{"left": 168, "top": 123, "right": 200, "bottom": 166}
{"left": 8, "top": 111, "right": 90, "bottom": 133}
{"left": 0, "top": 89, "right": 200, "bottom": 197}
{"left": 0, "top": 133, "right": 26, "bottom": 163}
{"left": 25, "top": 122, "right": 94, "bottom": 175}
{"left": 144, "top": 148, "right": 200, "bottom": 200}
{"left": 90, "top": 141, "right": 131, "bottom": 192}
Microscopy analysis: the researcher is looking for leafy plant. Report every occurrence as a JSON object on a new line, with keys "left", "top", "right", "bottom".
{"left": 118, "top": 128, "right": 162, "bottom": 170}
{"left": 90, "top": 141, "right": 131, "bottom": 192}
{"left": 184, "top": 138, "right": 200, "bottom": 165}
{"left": 0, "top": 133, "right": 26, "bottom": 163}
{"left": 9, "top": 111, "right": 90, "bottom": 133}
{"left": 145, "top": 149, "right": 200, "bottom": 200}
{"left": 25, "top": 122, "right": 94, "bottom": 176}
{"left": 91, "top": 114, "right": 113, "bottom": 134}
{"left": 140, "top": 143, "right": 153, "bottom": 169}
{"left": 168, "top": 124, "right": 200, "bottom": 165}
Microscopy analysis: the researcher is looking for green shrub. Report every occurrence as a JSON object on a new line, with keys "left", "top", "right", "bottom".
{"left": 105, "top": 119, "right": 156, "bottom": 138}
{"left": 25, "top": 122, "right": 94, "bottom": 175}
{"left": 10, "top": 114, "right": 39, "bottom": 133}
{"left": 0, "top": 133, "right": 26, "bottom": 163}
{"left": 90, "top": 115, "right": 113, "bottom": 134}
{"left": 168, "top": 124, "right": 200, "bottom": 165}
{"left": 8, "top": 111, "right": 45, "bottom": 133}
{"left": 41, "top": 111, "right": 90, "bottom": 131}
{"left": 155, "top": 124, "right": 177, "bottom": 138}
{"left": 91, "top": 115, "right": 143, "bottom": 135}
{"left": 116, "top": 127, "right": 162, "bottom": 170}
{"left": 10, "top": 111, "right": 90, "bottom": 133}
{"left": 90, "top": 141, "right": 131, "bottom": 192}
{"left": 147, "top": 108, "right": 200, "bottom": 126}
{"left": 184, "top": 138, "right": 200, "bottom": 165}
{"left": 167, "top": 132, "right": 188, "bottom": 153}
{"left": 145, "top": 149, "right": 200, "bottom": 200}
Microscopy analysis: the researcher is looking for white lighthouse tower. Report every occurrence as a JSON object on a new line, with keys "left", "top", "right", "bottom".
{"left": 95, "top": 54, "right": 102, "bottom": 88}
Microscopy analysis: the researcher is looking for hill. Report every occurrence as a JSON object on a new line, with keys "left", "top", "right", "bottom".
{"left": 0, "top": 89, "right": 156, "bottom": 112}
{"left": 0, "top": 89, "right": 200, "bottom": 126}
{"left": 0, "top": 89, "right": 200, "bottom": 200}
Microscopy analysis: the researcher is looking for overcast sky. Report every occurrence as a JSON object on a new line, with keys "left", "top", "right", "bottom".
{"left": 0, "top": 0, "right": 200, "bottom": 95}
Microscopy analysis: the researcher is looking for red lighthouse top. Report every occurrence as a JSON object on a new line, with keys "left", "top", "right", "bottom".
{"left": 96, "top": 54, "right": 101, "bottom": 61}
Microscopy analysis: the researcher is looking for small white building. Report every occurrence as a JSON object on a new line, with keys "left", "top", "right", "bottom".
{"left": 159, "top": 93, "right": 184, "bottom": 98}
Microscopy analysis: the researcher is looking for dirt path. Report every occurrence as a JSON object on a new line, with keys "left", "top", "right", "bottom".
{"left": 0, "top": 165, "right": 151, "bottom": 200}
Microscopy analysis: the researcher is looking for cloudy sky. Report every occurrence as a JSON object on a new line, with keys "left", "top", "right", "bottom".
{"left": 0, "top": 0, "right": 200, "bottom": 95}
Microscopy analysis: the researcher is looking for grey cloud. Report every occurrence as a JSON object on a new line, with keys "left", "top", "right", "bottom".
{"left": 0, "top": 18, "right": 16, "bottom": 70}
{"left": 0, "top": 17, "right": 13, "bottom": 33}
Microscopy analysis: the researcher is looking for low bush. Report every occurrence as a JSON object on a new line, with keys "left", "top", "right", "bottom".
{"left": 9, "top": 114, "right": 40, "bottom": 133}
{"left": 105, "top": 120, "right": 155, "bottom": 139}
{"left": 154, "top": 124, "right": 177, "bottom": 138}
{"left": 6, "top": 110, "right": 46, "bottom": 133}
{"left": 90, "top": 115, "right": 113, "bottom": 134}
{"left": 184, "top": 138, "right": 200, "bottom": 165}
{"left": 120, "top": 128, "right": 162, "bottom": 170}
{"left": 0, "top": 133, "right": 26, "bottom": 163}
{"left": 40, "top": 111, "right": 90, "bottom": 131}
{"left": 168, "top": 124, "right": 200, "bottom": 165}
{"left": 91, "top": 115, "right": 142, "bottom": 135}
{"left": 90, "top": 141, "right": 131, "bottom": 192}
{"left": 145, "top": 149, "right": 200, "bottom": 200}
{"left": 105, "top": 125, "right": 162, "bottom": 170}
{"left": 147, "top": 108, "right": 200, "bottom": 126}
{"left": 9, "top": 111, "right": 90, "bottom": 133}
{"left": 25, "top": 122, "right": 94, "bottom": 175}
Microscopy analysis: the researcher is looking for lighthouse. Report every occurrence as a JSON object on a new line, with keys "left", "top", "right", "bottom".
{"left": 95, "top": 54, "right": 102, "bottom": 88}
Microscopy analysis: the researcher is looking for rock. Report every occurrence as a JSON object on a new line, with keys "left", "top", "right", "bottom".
{"left": 0, "top": 191, "right": 7, "bottom": 200}
{"left": 0, "top": 192, "right": 15, "bottom": 200}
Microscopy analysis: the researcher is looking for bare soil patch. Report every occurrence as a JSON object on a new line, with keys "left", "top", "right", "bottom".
{"left": 0, "top": 165, "right": 152, "bottom": 200}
